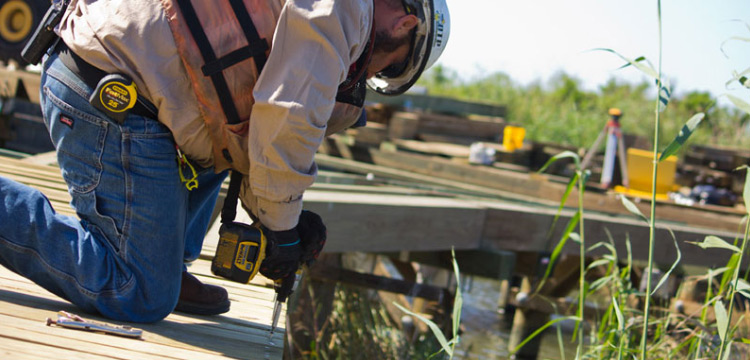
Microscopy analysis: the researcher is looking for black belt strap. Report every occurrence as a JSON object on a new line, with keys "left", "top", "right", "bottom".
{"left": 221, "top": 171, "right": 244, "bottom": 224}
{"left": 55, "top": 42, "right": 158, "bottom": 119}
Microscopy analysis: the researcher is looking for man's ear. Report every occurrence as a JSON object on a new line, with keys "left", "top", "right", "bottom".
{"left": 393, "top": 14, "right": 419, "bottom": 37}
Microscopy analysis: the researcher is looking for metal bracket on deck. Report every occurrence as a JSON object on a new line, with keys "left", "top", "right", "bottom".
{"left": 46, "top": 311, "right": 143, "bottom": 339}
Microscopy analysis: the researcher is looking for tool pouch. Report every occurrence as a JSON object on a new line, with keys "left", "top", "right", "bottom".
{"left": 21, "top": 1, "right": 68, "bottom": 65}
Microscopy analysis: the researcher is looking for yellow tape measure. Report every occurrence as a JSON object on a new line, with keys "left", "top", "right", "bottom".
{"left": 89, "top": 74, "right": 138, "bottom": 123}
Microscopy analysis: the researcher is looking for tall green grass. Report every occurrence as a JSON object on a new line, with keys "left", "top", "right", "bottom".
{"left": 288, "top": 250, "right": 463, "bottom": 360}
{"left": 511, "top": 3, "right": 750, "bottom": 359}
{"left": 394, "top": 247, "right": 463, "bottom": 360}
{"left": 290, "top": 279, "right": 446, "bottom": 359}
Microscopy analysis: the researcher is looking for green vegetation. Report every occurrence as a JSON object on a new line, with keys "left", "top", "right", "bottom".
{"left": 502, "top": 3, "right": 750, "bottom": 359}
{"left": 417, "top": 66, "right": 749, "bottom": 153}
{"left": 290, "top": 281, "right": 447, "bottom": 360}
{"left": 394, "top": 248, "right": 463, "bottom": 359}
{"left": 294, "top": 7, "right": 750, "bottom": 359}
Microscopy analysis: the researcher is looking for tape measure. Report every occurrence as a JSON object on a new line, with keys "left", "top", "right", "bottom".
{"left": 89, "top": 74, "right": 138, "bottom": 124}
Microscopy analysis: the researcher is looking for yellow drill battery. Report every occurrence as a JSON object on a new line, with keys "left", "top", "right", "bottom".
{"left": 211, "top": 222, "right": 267, "bottom": 284}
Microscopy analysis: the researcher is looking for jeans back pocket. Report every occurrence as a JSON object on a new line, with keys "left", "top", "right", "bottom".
{"left": 44, "top": 86, "right": 109, "bottom": 193}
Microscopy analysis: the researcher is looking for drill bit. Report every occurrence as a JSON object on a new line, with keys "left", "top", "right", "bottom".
{"left": 269, "top": 299, "right": 283, "bottom": 335}
{"left": 269, "top": 272, "right": 299, "bottom": 334}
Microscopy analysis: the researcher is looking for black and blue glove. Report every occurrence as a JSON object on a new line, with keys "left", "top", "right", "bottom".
{"left": 260, "top": 210, "right": 327, "bottom": 280}
{"left": 297, "top": 210, "right": 327, "bottom": 266}
{"left": 260, "top": 227, "right": 302, "bottom": 280}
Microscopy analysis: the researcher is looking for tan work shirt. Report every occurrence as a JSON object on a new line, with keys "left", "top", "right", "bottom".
{"left": 57, "top": 0, "right": 373, "bottom": 230}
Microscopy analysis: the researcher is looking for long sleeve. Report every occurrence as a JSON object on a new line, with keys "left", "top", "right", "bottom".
{"left": 241, "top": 0, "right": 372, "bottom": 230}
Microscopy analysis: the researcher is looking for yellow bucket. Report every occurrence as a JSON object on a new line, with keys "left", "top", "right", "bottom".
{"left": 617, "top": 148, "right": 677, "bottom": 199}
{"left": 503, "top": 126, "right": 526, "bottom": 152}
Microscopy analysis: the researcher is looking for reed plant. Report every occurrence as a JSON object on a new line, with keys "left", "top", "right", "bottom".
{"left": 296, "top": 6, "right": 750, "bottom": 358}
{"left": 512, "top": 2, "right": 750, "bottom": 359}
{"left": 393, "top": 247, "right": 463, "bottom": 360}
{"left": 288, "top": 250, "right": 462, "bottom": 360}
{"left": 290, "top": 279, "right": 446, "bottom": 360}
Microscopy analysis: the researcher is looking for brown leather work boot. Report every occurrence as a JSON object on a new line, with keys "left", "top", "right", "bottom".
{"left": 175, "top": 271, "right": 230, "bottom": 315}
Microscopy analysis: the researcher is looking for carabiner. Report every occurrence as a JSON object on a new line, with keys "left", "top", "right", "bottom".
{"left": 176, "top": 146, "right": 199, "bottom": 191}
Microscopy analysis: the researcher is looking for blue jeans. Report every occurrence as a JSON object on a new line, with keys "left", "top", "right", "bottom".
{"left": 0, "top": 50, "right": 227, "bottom": 322}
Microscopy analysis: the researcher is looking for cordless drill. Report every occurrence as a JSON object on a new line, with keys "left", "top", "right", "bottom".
{"left": 212, "top": 172, "right": 307, "bottom": 333}
{"left": 211, "top": 221, "right": 300, "bottom": 334}
{"left": 211, "top": 222, "right": 267, "bottom": 283}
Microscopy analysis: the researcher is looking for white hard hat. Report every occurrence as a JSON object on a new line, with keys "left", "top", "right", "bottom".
{"left": 367, "top": 0, "right": 451, "bottom": 95}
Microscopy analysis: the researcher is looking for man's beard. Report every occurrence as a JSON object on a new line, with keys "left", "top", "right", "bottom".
{"left": 373, "top": 29, "right": 411, "bottom": 53}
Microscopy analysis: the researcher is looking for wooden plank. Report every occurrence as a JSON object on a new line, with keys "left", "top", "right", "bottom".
{"left": 0, "top": 172, "right": 70, "bottom": 198}
{"left": 0, "top": 313, "right": 207, "bottom": 360}
{"left": 207, "top": 184, "right": 745, "bottom": 269}
{"left": 20, "top": 151, "right": 58, "bottom": 166}
{"left": 365, "top": 90, "right": 507, "bottom": 118}
{"left": 315, "top": 153, "right": 557, "bottom": 205}
{"left": 0, "top": 290, "right": 282, "bottom": 359}
{"left": 369, "top": 147, "right": 746, "bottom": 233}
{"left": 479, "top": 201, "right": 744, "bottom": 269}
{"left": 0, "top": 338, "right": 120, "bottom": 360}
{"left": 0, "top": 261, "right": 283, "bottom": 333}
{"left": 389, "top": 139, "right": 471, "bottom": 158}
{"left": 302, "top": 190, "right": 485, "bottom": 253}
{"left": 308, "top": 263, "right": 450, "bottom": 302}
{"left": 391, "top": 111, "right": 505, "bottom": 141}
{"left": 201, "top": 188, "right": 486, "bottom": 257}
{"left": 0, "top": 158, "right": 66, "bottom": 179}
{"left": 0, "top": 257, "right": 285, "bottom": 359}
{"left": 0, "top": 67, "right": 41, "bottom": 103}
{"left": 311, "top": 182, "right": 448, "bottom": 196}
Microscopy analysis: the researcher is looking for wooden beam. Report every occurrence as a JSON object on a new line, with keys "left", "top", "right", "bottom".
{"left": 387, "top": 139, "right": 471, "bottom": 158}
{"left": 389, "top": 111, "right": 506, "bottom": 141}
{"left": 480, "top": 202, "right": 744, "bottom": 269}
{"left": 365, "top": 90, "right": 506, "bottom": 118}
{"left": 368, "top": 146, "right": 745, "bottom": 233}
{"left": 315, "top": 153, "right": 555, "bottom": 205}
{"left": 0, "top": 67, "right": 41, "bottom": 103}
{"left": 308, "top": 263, "right": 450, "bottom": 303}
{"left": 381, "top": 249, "right": 517, "bottom": 280}
{"left": 302, "top": 190, "right": 486, "bottom": 253}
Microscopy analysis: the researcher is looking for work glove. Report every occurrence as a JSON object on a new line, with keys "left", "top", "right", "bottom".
{"left": 260, "top": 227, "right": 302, "bottom": 281}
{"left": 297, "top": 210, "right": 327, "bottom": 266}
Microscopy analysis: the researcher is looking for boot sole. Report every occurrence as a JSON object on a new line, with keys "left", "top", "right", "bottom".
{"left": 174, "top": 299, "right": 231, "bottom": 316}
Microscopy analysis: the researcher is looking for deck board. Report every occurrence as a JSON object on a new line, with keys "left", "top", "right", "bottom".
{"left": 0, "top": 259, "right": 286, "bottom": 359}
{"left": 0, "top": 155, "right": 286, "bottom": 359}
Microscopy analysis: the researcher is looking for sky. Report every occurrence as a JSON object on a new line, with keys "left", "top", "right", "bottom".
{"left": 434, "top": 0, "right": 750, "bottom": 108}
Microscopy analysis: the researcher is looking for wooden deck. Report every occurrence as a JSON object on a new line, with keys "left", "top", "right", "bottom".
{"left": 4, "top": 151, "right": 744, "bottom": 270}
{"left": 0, "top": 154, "right": 285, "bottom": 359}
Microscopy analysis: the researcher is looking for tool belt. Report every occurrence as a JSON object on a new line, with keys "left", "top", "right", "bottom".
{"left": 54, "top": 41, "right": 158, "bottom": 123}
